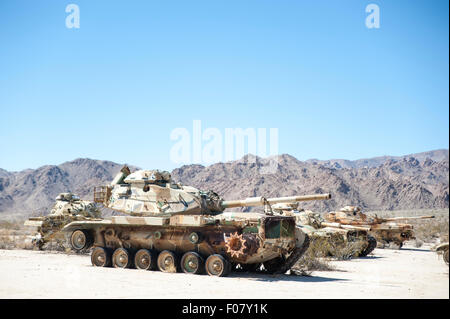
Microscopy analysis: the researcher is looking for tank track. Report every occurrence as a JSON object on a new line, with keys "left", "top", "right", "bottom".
{"left": 359, "top": 235, "right": 377, "bottom": 257}
{"left": 267, "top": 234, "right": 310, "bottom": 275}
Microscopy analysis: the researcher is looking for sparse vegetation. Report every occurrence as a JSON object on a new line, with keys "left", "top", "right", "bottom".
{"left": 293, "top": 251, "right": 335, "bottom": 276}
{"left": 292, "top": 236, "right": 359, "bottom": 275}
{"left": 0, "top": 220, "right": 34, "bottom": 250}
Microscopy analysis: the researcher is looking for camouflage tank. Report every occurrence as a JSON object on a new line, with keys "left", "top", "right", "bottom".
{"left": 433, "top": 243, "right": 449, "bottom": 266}
{"left": 324, "top": 206, "right": 435, "bottom": 248}
{"left": 24, "top": 193, "right": 101, "bottom": 250}
{"left": 270, "top": 203, "right": 377, "bottom": 258}
{"left": 62, "top": 166, "right": 331, "bottom": 276}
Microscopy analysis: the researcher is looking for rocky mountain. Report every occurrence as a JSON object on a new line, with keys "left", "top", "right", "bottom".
{"left": 0, "top": 159, "right": 138, "bottom": 218}
{"left": 0, "top": 150, "right": 448, "bottom": 218}
{"left": 172, "top": 154, "right": 449, "bottom": 212}
{"left": 306, "top": 149, "right": 448, "bottom": 169}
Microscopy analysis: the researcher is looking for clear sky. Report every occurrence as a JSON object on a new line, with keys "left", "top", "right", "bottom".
{"left": 0, "top": 0, "right": 448, "bottom": 172}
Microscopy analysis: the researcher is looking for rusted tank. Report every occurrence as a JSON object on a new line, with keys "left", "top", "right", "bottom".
{"left": 24, "top": 193, "right": 101, "bottom": 250}
{"left": 62, "top": 166, "right": 331, "bottom": 276}
{"left": 271, "top": 203, "right": 377, "bottom": 258}
{"left": 433, "top": 243, "right": 449, "bottom": 266}
{"left": 324, "top": 206, "right": 435, "bottom": 248}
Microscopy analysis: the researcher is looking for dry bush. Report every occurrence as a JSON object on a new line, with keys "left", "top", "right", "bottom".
{"left": 0, "top": 219, "right": 35, "bottom": 250}
{"left": 410, "top": 217, "right": 449, "bottom": 244}
{"left": 305, "top": 235, "right": 367, "bottom": 261}
{"left": 0, "top": 231, "right": 34, "bottom": 250}
{"left": 414, "top": 239, "right": 424, "bottom": 248}
{"left": 292, "top": 237, "right": 336, "bottom": 275}
{"left": 331, "top": 241, "right": 367, "bottom": 260}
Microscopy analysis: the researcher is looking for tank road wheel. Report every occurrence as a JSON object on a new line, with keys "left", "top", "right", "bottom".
{"left": 134, "top": 249, "right": 156, "bottom": 270}
{"left": 112, "top": 248, "right": 134, "bottom": 269}
{"left": 181, "top": 252, "right": 204, "bottom": 274}
{"left": 157, "top": 250, "right": 178, "bottom": 273}
{"left": 91, "top": 247, "right": 112, "bottom": 267}
{"left": 205, "top": 254, "right": 230, "bottom": 277}
{"left": 70, "top": 230, "right": 90, "bottom": 251}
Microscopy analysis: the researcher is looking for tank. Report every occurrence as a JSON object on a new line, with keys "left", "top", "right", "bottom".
{"left": 270, "top": 203, "right": 377, "bottom": 258}
{"left": 433, "top": 243, "right": 449, "bottom": 266}
{"left": 324, "top": 206, "right": 435, "bottom": 248}
{"left": 24, "top": 193, "right": 101, "bottom": 250}
{"left": 61, "top": 166, "right": 331, "bottom": 276}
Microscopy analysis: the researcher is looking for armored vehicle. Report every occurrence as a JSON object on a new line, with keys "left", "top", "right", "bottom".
{"left": 324, "top": 206, "right": 435, "bottom": 248}
{"left": 433, "top": 243, "right": 449, "bottom": 266}
{"left": 24, "top": 193, "right": 101, "bottom": 250}
{"left": 271, "top": 203, "right": 377, "bottom": 257}
{"left": 62, "top": 166, "right": 330, "bottom": 276}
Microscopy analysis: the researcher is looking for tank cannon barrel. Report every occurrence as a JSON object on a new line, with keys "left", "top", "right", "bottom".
{"left": 221, "top": 193, "right": 331, "bottom": 209}
{"left": 379, "top": 215, "right": 435, "bottom": 222}
{"left": 321, "top": 221, "right": 371, "bottom": 232}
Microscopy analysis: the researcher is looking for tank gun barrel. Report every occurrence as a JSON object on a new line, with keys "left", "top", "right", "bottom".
{"left": 321, "top": 221, "right": 371, "bottom": 232}
{"left": 379, "top": 215, "right": 435, "bottom": 222}
{"left": 221, "top": 193, "right": 331, "bottom": 209}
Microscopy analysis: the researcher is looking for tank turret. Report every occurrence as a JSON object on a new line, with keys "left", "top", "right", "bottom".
{"left": 93, "top": 166, "right": 331, "bottom": 217}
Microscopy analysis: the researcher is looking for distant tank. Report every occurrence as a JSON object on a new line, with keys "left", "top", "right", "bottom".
{"left": 24, "top": 193, "right": 101, "bottom": 250}
{"left": 324, "top": 206, "right": 435, "bottom": 248}
{"left": 62, "top": 166, "right": 331, "bottom": 276}
{"left": 270, "top": 203, "right": 377, "bottom": 258}
{"left": 433, "top": 243, "right": 449, "bottom": 266}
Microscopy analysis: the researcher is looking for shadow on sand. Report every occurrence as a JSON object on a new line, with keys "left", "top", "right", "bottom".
{"left": 228, "top": 272, "right": 348, "bottom": 283}
{"left": 358, "top": 255, "right": 384, "bottom": 260}
{"left": 397, "top": 247, "right": 431, "bottom": 252}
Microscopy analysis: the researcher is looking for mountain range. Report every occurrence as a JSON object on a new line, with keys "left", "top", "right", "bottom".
{"left": 0, "top": 149, "right": 448, "bottom": 218}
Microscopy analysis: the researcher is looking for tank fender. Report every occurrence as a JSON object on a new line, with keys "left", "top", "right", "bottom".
{"left": 435, "top": 243, "right": 449, "bottom": 252}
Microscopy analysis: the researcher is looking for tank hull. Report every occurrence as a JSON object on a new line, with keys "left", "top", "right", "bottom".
{"left": 298, "top": 224, "right": 375, "bottom": 257}
{"left": 62, "top": 214, "right": 309, "bottom": 276}
{"left": 276, "top": 209, "right": 377, "bottom": 258}
{"left": 369, "top": 226, "right": 414, "bottom": 248}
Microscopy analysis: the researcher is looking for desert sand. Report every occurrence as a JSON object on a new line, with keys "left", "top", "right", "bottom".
{"left": 0, "top": 243, "right": 448, "bottom": 299}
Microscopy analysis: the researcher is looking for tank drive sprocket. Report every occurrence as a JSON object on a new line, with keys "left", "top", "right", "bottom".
{"left": 225, "top": 232, "right": 247, "bottom": 258}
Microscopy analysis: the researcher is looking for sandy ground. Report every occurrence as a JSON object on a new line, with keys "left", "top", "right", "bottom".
{"left": 0, "top": 243, "right": 448, "bottom": 299}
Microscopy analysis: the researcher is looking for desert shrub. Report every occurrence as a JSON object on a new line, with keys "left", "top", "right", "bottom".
{"left": 0, "top": 219, "right": 35, "bottom": 250}
{"left": 0, "top": 220, "right": 23, "bottom": 230}
{"left": 331, "top": 240, "right": 367, "bottom": 260}
{"left": 304, "top": 235, "right": 368, "bottom": 261}
{"left": 0, "top": 232, "right": 34, "bottom": 250}
{"left": 409, "top": 216, "right": 449, "bottom": 244}
{"left": 414, "top": 239, "right": 424, "bottom": 248}
{"left": 292, "top": 238, "right": 336, "bottom": 275}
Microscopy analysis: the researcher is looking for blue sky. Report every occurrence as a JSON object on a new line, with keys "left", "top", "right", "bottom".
{"left": 0, "top": 0, "right": 448, "bottom": 172}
